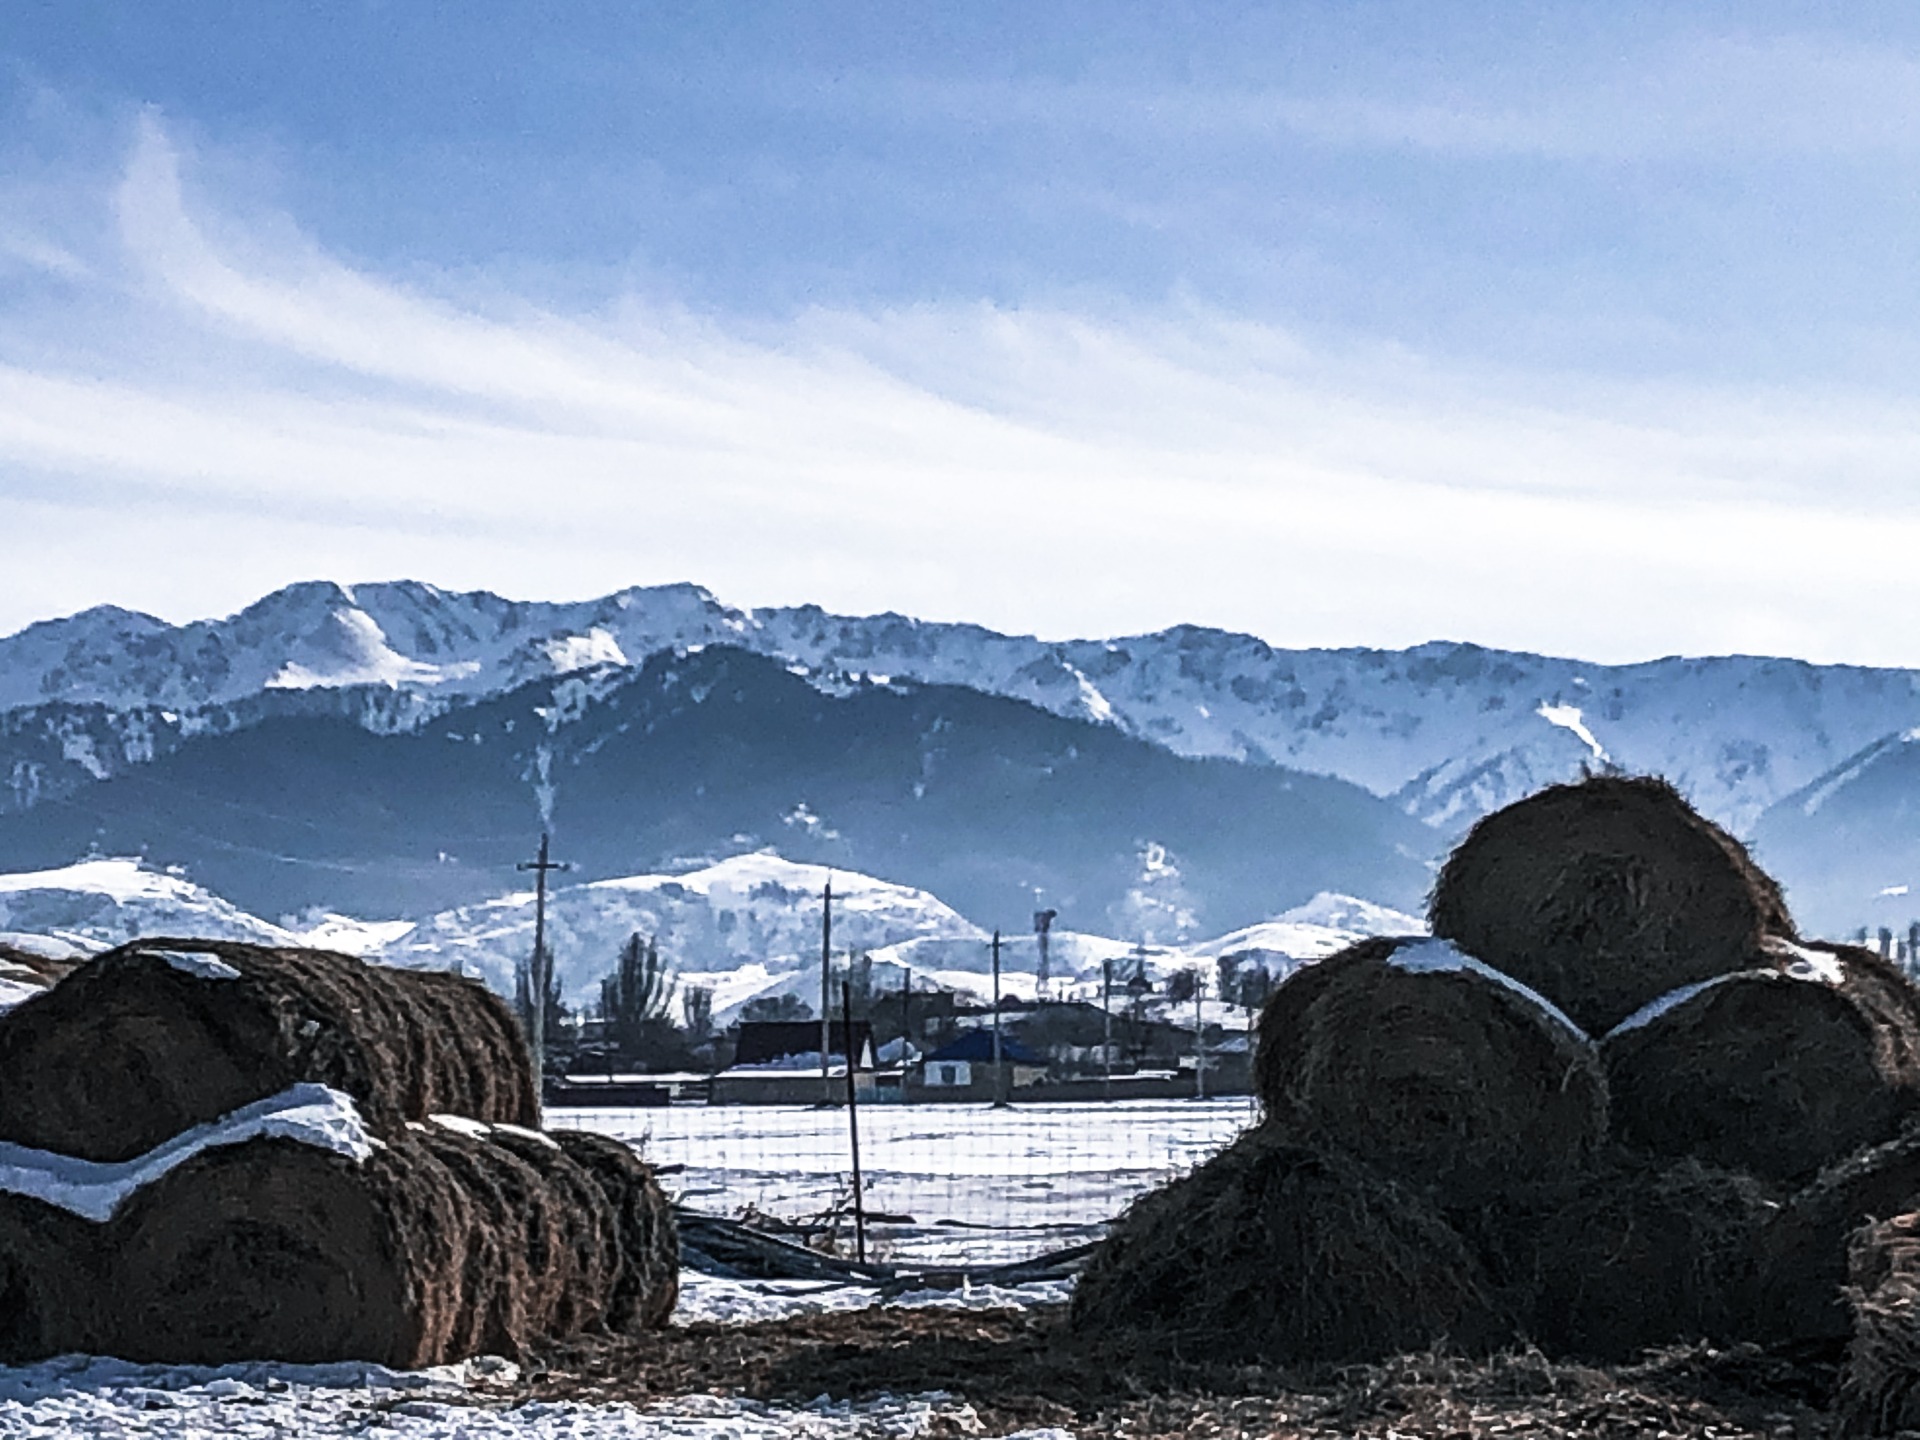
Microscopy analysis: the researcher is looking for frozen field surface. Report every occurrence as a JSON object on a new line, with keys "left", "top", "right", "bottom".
{"left": 552, "top": 1098, "right": 1258, "bottom": 1264}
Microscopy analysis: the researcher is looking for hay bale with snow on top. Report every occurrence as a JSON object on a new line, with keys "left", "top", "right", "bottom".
{"left": 1428, "top": 774, "right": 1794, "bottom": 1036}
{"left": 0, "top": 938, "right": 536, "bottom": 1161}
{"left": 550, "top": 1128, "right": 679, "bottom": 1332}
{"left": 1459, "top": 1154, "right": 1777, "bottom": 1361}
{"left": 1604, "top": 942, "right": 1920, "bottom": 1184}
{"left": 1068, "top": 1128, "right": 1514, "bottom": 1365}
{"left": 103, "top": 1118, "right": 618, "bottom": 1367}
{"left": 0, "top": 1191, "right": 102, "bottom": 1362}
{"left": 1838, "top": 1211, "right": 1920, "bottom": 1437}
{"left": 1254, "top": 936, "right": 1607, "bottom": 1200}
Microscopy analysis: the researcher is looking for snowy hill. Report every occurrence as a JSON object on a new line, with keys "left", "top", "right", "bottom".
{"left": 0, "top": 854, "right": 1420, "bottom": 1024}
{"left": 8, "top": 581, "right": 1920, "bottom": 837}
{"left": 0, "top": 859, "right": 300, "bottom": 952}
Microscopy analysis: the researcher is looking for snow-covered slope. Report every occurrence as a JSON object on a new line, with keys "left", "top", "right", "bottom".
{"left": 0, "top": 859, "right": 301, "bottom": 952}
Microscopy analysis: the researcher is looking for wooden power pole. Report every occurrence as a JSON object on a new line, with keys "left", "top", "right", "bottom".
{"left": 820, "top": 876, "right": 834, "bottom": 1106}
{"left": 518, "top": 832, "right": 570, "bottom": 1121}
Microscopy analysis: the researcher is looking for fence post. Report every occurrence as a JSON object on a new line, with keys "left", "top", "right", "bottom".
{"left": 841, "top": 982, "right": 868, "bottom": 1265}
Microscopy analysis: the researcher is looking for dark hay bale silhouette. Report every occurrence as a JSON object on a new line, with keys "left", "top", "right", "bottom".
{"left": 551, "top": 1128, "right": 679, "bottom": 1332}
{"left": 1253, "top": 937, "right": 1607, "bottom": 1200}
{"left": 1839, "top": 1211, "right": 1920, "bottom": 1437}
{"left": 1760, "top": 1124, "right": 1920, "bottom": 1350}
{"left": 0, "top": 1191, "right": 102, "bottom": 1362}
{"left": 1457, "top": 1155, "right": 1778, "bottom": 1362}
{"left": 0, "top": 938, "right": 536, "bottom": 1161}
{"left": 1428, "top": 774, "right": 1794, "bottom": 1036}
{"left": 1604, "top": 944, "right": 1920, "bottom": 1184}
{"left": 1067, "top": 1129, "right": 1514, "bottom": 1365}
{"left": 102, "top": 1122, "right": 620, "bottom": 1367}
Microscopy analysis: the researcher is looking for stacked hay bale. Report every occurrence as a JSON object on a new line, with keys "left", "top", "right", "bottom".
{"left": 1075, "top": 773, "right": 1920, "bottom": 1375}
{"left": 0, "top": 938, "right": 676, "bottom": 1365}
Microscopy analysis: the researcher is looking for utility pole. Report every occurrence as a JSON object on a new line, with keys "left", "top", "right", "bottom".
{"left": 1033, "top": 906, "right": 1057, "bottom": 1000}
{"left": 820, "top": 876, "right": 834, "bottom": 1107}
{"left": 1194, "top": 972, "right": 1207, "bottom": 1101}
{"left": 991, "top": 929, "right": 1008, "bottom": 1107}
{"left": 518, "top": 832, "right": 571, "bottom": 1121}
{"left": 1101, "top": 956, "right": 1113, "bottom": 1101}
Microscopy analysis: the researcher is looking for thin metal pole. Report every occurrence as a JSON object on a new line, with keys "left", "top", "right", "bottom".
{"left": 820, "top": 876, "right": 834, "bottom": 1107}
{"left": 841, "top": 981, "right": 868, "bottom": 1265}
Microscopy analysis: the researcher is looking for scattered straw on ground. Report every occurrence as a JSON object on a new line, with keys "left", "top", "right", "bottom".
{"left": 517, "top": 1306, "right": 1835, "bottom": 1440}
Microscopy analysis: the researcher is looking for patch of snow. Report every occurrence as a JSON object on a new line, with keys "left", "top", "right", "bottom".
{"left": 1883, "top": 885, "right": 1912, "bottom": 898}
{"left": 540, "top": 627, "right": 628, "bottom": 674}
{"left": 266, "top": 607, "right": 469, "bottom": 691}
{"left": 144, "top": 948, "right": 241, "bottom": 982}
{"left": 674, "top": 1270, "right": 1072, "bottom": 1326}
{"left": 1388, "top": 939, "right": 1589, "bottom": 1041}
{"left": 293, "top": 914, "right": 418, "bottom": 955}
{"left": 1536, "top": 702, "right": 1609, "bottom": 764}
{"left": 59, "top": 731, "right": 109, "bottom": 780}
{"left": 0, "top": 977, "right": 44, "bottom": 1010}
{"left": 0, "top": 1351, "right": 993, "bottom": 1439}
{"left": 0, "top": 1084, "right": 375, "bottom": 1223}
{"left": 1603, "top": 975, "right": 1739, "bottom": 1040}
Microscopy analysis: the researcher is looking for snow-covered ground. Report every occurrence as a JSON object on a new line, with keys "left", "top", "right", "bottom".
{"left": 556, "top": 1099, "right": 1258, "bottom": 1267}
{"left": 0, "top": 1353, "right": 1045, "bottom": 1438}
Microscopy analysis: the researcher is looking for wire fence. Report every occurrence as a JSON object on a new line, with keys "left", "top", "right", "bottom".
{"left": 550, "top": 1097, "right": 1259, "bottom": 1267}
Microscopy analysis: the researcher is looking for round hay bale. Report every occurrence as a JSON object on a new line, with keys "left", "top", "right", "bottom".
{"left": 1839, "top": 1211, "right": 1920, "bottom": 1438}
{"left": 1758, "top": 1124, "right": 1920, "bottom": 1350}
{"left": 1428, "top": 774, "right": 1794, "bottom": 1036}
{"left": 1253, "top": 937, "right": 1607, "bottom": 1200}
{"left": 1603, "top": 943, "right": 1920, "bottom": 1184}
{"left": 0, "top": 938, "right": 537, "bottom": 1161}
{"left": 550, "top": 1129, "right": 679, "bottom": 1332}
{"left": 104, "top": 1124, "right": 614, "bottom": 1367}
{"left": 1459, "top": 1155, "right": 1777, "bottom": 1361}
{"left": 0, "top": 1191, "right": 102, "bottom": 1362}
{"left": 1067, "top": 1128, "right": 1515, "bottom": 1365}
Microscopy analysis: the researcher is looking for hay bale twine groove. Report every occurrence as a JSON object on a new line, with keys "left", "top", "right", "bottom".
{"left": 1428, "top": 774, "right": 1794, "bottom": 1036}
{"left": 0, "top": 938, "right": 537, "bottom": 1162}
{"left": 1254, "top": 937, "right": 1608, "bottom": 1200}
{"left": 1067, "top": 1128, "right": 1514, "bottom": 1365}
{"left": 102, "top": 1122, "right": 620, "bottom": 1368}
{"left": 549, "top": 1128, "right": 679, "bottom": 1333}
{"left": 1603, "top": 943, "right": 1920, "bottom": 1184}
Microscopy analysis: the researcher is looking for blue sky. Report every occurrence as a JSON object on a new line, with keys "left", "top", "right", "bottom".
{"left": 4, "top": 4, "right": 1920, "bottom": 662}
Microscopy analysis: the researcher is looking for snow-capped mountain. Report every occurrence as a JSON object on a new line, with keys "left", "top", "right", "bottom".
{"left": 0, "top": 645, "right": 1435, "bottom": 936}
{"left": 8, "top": 580, "right": 1920, "bottom": 838}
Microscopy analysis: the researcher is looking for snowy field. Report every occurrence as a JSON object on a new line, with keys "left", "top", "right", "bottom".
{"left": 554, "top": 1098, "right": 1260, "bottom": 1265}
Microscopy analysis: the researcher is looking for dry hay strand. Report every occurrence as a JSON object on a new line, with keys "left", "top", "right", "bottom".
{"left": 550, "top": 1128, "right": 679, "bottom": 1333}
{"left": 1067, "top": 1128, "right": 1515, "bottom": 1365}
{"left": 1428, "top": 774, "right": 1794, "bottom": 1036}
{"left": 1253, "top": 937, "right": 1607, "bottom": 1200}
{"left": 0, "top": 938, "right": 537, "bottom": 1161}
{"left": 0, "top": 1191, "right": 104, "bottom": 1362}
{"left": 102, "top": 1124, "right": 615, "bottom": 1367}
{"left": 1457, "top": 1155, "right": 1779, "bottom": 1362}
{"left": 1837, "top": 1211, "right": 1920, "bottom": 1437}
{"left": 1604, "top": 943, "right": 1920, "bottom": 1185}
{"left": 1758, "top": 1123, "right": 1920, "bottom": 1351}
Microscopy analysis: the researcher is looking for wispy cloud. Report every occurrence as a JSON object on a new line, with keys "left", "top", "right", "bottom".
{"left": 3, "top": 115, "right": 1920, "bottom": 668}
